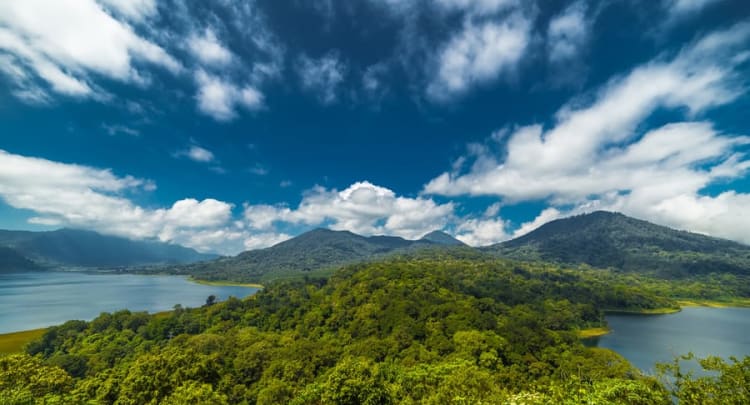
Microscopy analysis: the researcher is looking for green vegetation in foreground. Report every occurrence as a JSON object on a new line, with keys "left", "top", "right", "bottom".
{"left": 187, "top": 276, "right": 263, "bottom": 289}
{"left": 0, "top": 256, "right": 699, "bottom": 403}
{"left": 3, "top": 255, "right": 749, "bottom": 404}
{"left": 578, "top": 327, "right": 611, "bottom": 338}
{"left": 0, "top": 328, "right": 47, "bottom": 354}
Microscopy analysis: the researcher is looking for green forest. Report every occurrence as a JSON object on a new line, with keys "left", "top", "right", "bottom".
{"left": 2, "top": 256, "right": 748, "bottom": 404}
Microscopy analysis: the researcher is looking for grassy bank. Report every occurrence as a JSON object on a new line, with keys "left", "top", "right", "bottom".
{"left": 677, "top": 298, "right": 750, "bottom": 308}
{"left": 187, "top": 277, "right": 263, "bottom": 289}
{"left": 605, "top": 307, "right": 681, "bottom": 315}
{"left": 578, "top": 327, "right": 610, "bottom": 338}
{"left": 0, "top": 328, "right": 47, "bottom": 354}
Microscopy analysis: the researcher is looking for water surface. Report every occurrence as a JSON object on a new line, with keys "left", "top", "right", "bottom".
{"left": 0, "top": 271, "right": 258, "bottom": 333}
{"left": 587, "top": 307, "right": 750, "bottom": 374}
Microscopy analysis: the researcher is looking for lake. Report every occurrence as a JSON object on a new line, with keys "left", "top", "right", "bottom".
{"left": 0, "top": 271, "right": 259, "bottom": 334}
{"left": 586, "top": 307, "right": 750, "bottom": 374}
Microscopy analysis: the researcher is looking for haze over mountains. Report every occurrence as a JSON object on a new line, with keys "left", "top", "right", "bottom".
{"left": 0, "top": 228, "right": 215, "bottom": 270}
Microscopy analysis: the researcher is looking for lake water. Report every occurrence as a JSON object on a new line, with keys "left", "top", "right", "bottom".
{"left": 0, "top": 271, "right": 259, "bottom": 334}
{"left": 586, "top": 307, "right": 750, "bottom": 374}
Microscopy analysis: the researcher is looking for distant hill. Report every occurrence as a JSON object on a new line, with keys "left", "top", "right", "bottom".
{"left": 0, "top": 228, "right": 215, "bottom": 269}
{"left": 165, "top": 228, "right": 462, "bottom": 282}
{"left": 485, "top": 211, "right": 750, "bottom": 277}
{"left": 0, "top": 246, "right": 40, "bottom": 272}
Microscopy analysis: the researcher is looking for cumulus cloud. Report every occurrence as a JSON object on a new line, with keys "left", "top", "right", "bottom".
{"left": 0, "top": 149, "right": 249, "bottom": 254}
{"left": 547, "top": 1, "right": 588, "bottom": 64}
{"left": 194, "top": 70, "right": 264, "bottom": 121}
{"left": 455, "top": 217, "right": 509, "bottom": 246}
{"left": 0, "top": 0, "right": 181, "bottom": 103}
{"left": 188, "top": 28, "right": 233, "bottom": 67}
{"left": 425, "top": 23, "right": 750, "bottom": 244}
{"left": 244, "top": 181, "right": 455, "bottom": 240}
{"left": 297, "top": 52, "right": 347, "bottom": 104}
{"left": 427, "top": 13, "right": 530, "bottom": 101}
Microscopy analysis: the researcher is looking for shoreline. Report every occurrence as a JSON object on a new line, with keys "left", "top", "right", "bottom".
{"left": 578, "top": 327, "right": 611, "bottom": 338}
{"left": 604, "top": 307, "right": 681, "bottom": 315}
{"left": 187, "top": 277, "right": 263, "bottom": 289}
{"left": 676, "top": 298, "right": 750, "bottom": 308}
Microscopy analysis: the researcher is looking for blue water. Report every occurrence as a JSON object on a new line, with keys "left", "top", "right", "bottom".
{"left": 588, "top": 307, "right": 750, "bottom": 374}
{"left": 0, "top": 271, "right": 259, "bottom": 333}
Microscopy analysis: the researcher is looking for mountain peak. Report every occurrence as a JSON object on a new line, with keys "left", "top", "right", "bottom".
{"left": 487, "top": 211, "right": 750, "bottom": 277}
{"left": 420, "top": 230, "right": 465, "bottom": 246}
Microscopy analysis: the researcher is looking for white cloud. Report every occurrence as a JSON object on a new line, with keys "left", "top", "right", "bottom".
{"left": 243, "top": 181, "right": 455, "bottom": 240}
{"left": 297, "top": 53, "right": 346, "bottom": 104}
{"left": 163, "top": 198, "right": 232, "bottom": 228}
{"left": 0, "top": 149, "right": 244, "bottom": 253}
{"left": 666, "top": 0, "right": 725, "bottom": 16}
{"left": 97, "top": 0, "right": 157, "bottom": 22}
{"left": 427, "top": 14, "right": 530, "bottom": 101}
{"left": 243, "top": 232, "right": 292, "bottom": 250}
{"left": 188, "top": 29, "right": 233, "bottom": 67}
{"left": 512, "top": 208, "right": 562, "bottom": 238}
{"left": 194, "top": 70, "right": 264, "bottom": 121}
{"left": 435, "top": 0, "right": 518, "bottom": 15}
{"left": 0, "top": 0, "right": 181, "bottom": 103}
{"left": 455, "top": 217, "right": 509, "bottom": 246}
{"left": 102, "top": 124, "right": 140, "bottom": 137}
{"left": 547, "top": 1, "right": 588, "bottom": 63}
{"left": 179, "top": 145, "right": 215, "bottom": 163}
{"left": 425, "top": 23, "right": 750, "bottom": 245}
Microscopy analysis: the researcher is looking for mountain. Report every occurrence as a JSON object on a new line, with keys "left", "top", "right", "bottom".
{"left": 0, "top": 246, "right": 40, "bottom": 272}
{"left": 419, "top": 230, "right": 466, "bottom": 246}
{"left": 485, "top": 211, "right": 750, "bottom": 277}
{"left": 0, "top": 228, "right": 215, "bottom": 269}
{"left": 165, "top": 228, "right": 464, "bottom": 282}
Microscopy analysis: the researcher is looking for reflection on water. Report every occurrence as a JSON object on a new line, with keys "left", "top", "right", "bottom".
{"left": 0, "top": 271, "right": 258, "bottom": 334}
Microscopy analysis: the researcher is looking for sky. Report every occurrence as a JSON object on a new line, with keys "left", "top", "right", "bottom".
{"left": 0, "top": 0, "right": 749, "bottom": 255}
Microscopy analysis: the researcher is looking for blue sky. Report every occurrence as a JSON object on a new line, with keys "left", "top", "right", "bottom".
{"left": 0, "top": 0, "right": 749, "bottom": 254}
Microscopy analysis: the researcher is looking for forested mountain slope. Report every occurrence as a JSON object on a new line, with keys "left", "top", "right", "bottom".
{"left": 486, "top": 211, "right": 750, "bottom": 277}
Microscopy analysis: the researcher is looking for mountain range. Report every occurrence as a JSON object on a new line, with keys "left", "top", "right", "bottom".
{"left": 161, "top": 228, "right": 467, "bottom": 282}
{"left": 161, "top": 211, "right": 750, "bottom": 283}
{"left": 5, "top": 211, "right": 750, "bottom": 282}
{"left": 0, "top": 228, "right": 215, "bottom": 270}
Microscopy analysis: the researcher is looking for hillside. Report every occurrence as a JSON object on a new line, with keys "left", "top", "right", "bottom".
{"left": 162, "top": 228, "right": 465, "bottom": 282}
{"left": 0, "top": 228, "right": 215, "bottom": 269}
{"left": 0, "top": 246, "right": 40, "bottom": 272}
{"left": 486, "top": 211, "right": 750, "bottom": 277}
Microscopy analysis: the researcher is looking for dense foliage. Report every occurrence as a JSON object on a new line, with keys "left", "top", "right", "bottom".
{"left": 4, "top": 257, "right": 684, "bottom": 404}
{"left": 487, "top": 211, "right": 750, "bottom": 278}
